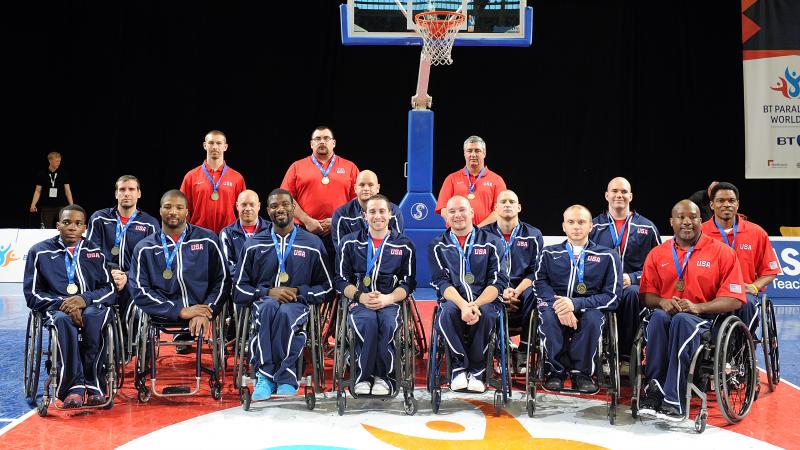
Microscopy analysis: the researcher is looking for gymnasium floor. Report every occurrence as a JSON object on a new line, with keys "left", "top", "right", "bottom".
{"left": 1, "top": 283, "right": 798, "bottom": 449}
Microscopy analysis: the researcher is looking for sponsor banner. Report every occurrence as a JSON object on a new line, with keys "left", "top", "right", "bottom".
{"left": 0, "top": 229, "right": 58, "bottom": 282}
{"left": 768, "top": 238, "right": 800, "bottom": 300}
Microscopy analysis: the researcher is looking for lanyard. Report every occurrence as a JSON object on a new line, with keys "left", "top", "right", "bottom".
{"left": 201, "top": 162, "right": 228, "bottom": 194}
{"left": 63, "top": 240, "right": 82, "bottom": 285}
{"left": 48, "top": 172, "right": 58, "bottom": 188}
{"left": 449, "top": 231, "right": 476, "bottom": 276}
{"left": 671, "top": 240, "right": 695, "bottom": 281}
{"left": 366, "top": 232, "right": 390, "bottom": 278}
{"left": 464, "top": 166, "right": 486, "bottom": 196}
{"left": 565, "top": 242, "right": 586, "bottom": 285}
{"left": 271, "top": 227, "right": 298, "bottom": 277}
{"left": 114, "top": 210, "right": 139, "bottom": 249}
{"left": 311, "top": 154, "right": 337, "bottom": 179}
{"left": 714, "top": 217, "right": 738, "bottom": 249}
{"left": 607, "top": 213, "right": 631, "bottom": 249}
{"left": 160, "top": 227, "right": 187, "bottom": 270}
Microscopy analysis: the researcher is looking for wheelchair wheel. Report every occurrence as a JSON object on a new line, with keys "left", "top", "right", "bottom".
{"left": 431, "top": 388, "right": 441, "bottom": 414}
{"left": 304, "top": 385, "right": 316, "bottom": 410}
{"left": 24, "top": 312, "right": 43, "bottom": 403}
{"left": 240, "top": 386, "right": 251, "bottom": 411}
{"left": 761, "top": 297, "right": 780, "bottom": 390}
{"left": 403, "top": 390, "right": 418, "bottom": 416}
{"left": 138, "top": 387, "right": 151, "bottom": 403}
{"left": 694, "top": 409, "right": 708, "bottom": 433}
{"left": 409, "top": 296, "right": 428, "bottom": 356}
{"left": 606, "top": 312, "right": 620, "bottom": 425}
{"left": 715, "top": 317, "right": 757, "bottom": 424}
{"left": 629, "top": 331, "right": 644, "bottom": 419}
{"left": 524, "top": 312, "right": 538, "bottom": 418}
{"left": 211, "top": 382, "right": 222, "bottom": 400}
{"left": 336, "top": 391, "right": 346, "bottom": 416}
{"left": 233, "top": 306, "right": 251, "bottom": 389}
{"left": 494, "top": 390, "right": 503, "bottom": 416}
{"left": 37, "top": 401, "right": 48, "bottom": 417}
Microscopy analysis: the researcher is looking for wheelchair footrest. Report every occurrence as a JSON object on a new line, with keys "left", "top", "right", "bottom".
{"left": 162, "top": 386, "right": 191, "bottom": 395}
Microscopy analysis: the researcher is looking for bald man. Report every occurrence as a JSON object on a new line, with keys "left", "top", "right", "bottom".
{"left": 331, "top": 170, "right": 404, "bottom": 250}
{"left": 637, "top": 200, "right": 744, "bottom": 420}
{"left": 589, "top": 177, "right": 660, "bottom": 357}
{"left": 429, "top": 195, "right": 508, "bottom": 393}
{"left": 533, "top": 205, "right": 622, "bottom": 393}
{"left": 220, "top": 190, "right": 271, "bottom": 280}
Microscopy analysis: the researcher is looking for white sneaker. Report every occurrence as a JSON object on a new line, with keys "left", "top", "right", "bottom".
{"left": 450, "top": 372, "right": 468, "bottom": 391}
{"left": 354, "top": 381, "right": 371, "bottom": 395}
{"left": 371, "top": 377, "right": 390, "bottom": 395}
{"left": 467, "top": 375, "right": 485, "bottom": 393}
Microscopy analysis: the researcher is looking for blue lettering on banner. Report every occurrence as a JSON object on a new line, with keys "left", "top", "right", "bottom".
{"left": 766, "top": 239, "right": 800, "bottom": 300}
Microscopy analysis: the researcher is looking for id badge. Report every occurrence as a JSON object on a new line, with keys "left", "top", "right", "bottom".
{"left": 49, "top": 188, "right": 58, "bottom": 198}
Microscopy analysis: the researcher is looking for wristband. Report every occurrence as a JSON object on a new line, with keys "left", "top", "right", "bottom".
{"left": 747, "top": 284, "right": 758, "bottom": 293}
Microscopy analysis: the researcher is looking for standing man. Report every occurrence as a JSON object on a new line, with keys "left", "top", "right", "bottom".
{"left": 335, "top": 194, "right": 416, "bottom": 395}
{"left": 331, "top": 170, "right": 404, "bottom": 250}
{"left": 429, "top": 195, "right": 508, "bottom": 393}
{"left": 534, "top": 205, "right": 622, "bottom": 393}
{"left": 220, "top": 189, "right": 271, "bottom": 280}
{"left": 86, "top": 175, "right": 161, "bottom": 331}
{"left": 435, "top": 136, "right": 506, "bottom": 227}
{"left": 481, "top": 190, "right": 543, "bottom": 373}
{"left": 589, "top": 177, "right": 661, "bottom": 357}
{"left": 30, "top": 151, "right": 74, "bottom": 228}
{"left": 234, "top": 189, "right": 334, "bottom": 400}
{"left": 637, "top": 200, "right": 744, "bottom": 420}
{"left": 23, "top": 205, "right": 116, "bottom": 408}
{"left": 701, "top": 182, "right": 780, "bottom": 332}
{"left": 281, "top": 126, "right": 360, "bottom": 261}
{"left": 180, "top": 130, "right": 247, "bottom": 234}
{"left": 129, "top": 190, "right": 229, "bottom": 345}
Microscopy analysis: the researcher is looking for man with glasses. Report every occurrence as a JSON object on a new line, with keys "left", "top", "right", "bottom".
{"left": 180, "top": 130, "right": 247, "bottom": 234}
{"left": 281, "top": 126, "right": 360, "bottom": 261}
{"left": 435, "top": 136, "right": 506, "bottom": 227}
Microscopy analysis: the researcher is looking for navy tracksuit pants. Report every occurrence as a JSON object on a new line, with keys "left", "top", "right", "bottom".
{"left": 538, "top": 307, "right": 604, "bottom": 377}
{"left": 251, "top": 297, "right": 309, "bottom": 388}
{"left": 617, "top": 284, "right": 644, "bottom": 358}
{"left": 437, "top": 301, "right": 499, "bottom": 382}
{"left": 737, "top": 293, "right": 759, "bottom": 334}
{"left": 348, "top": 302, "right": 400, "bottom": 390}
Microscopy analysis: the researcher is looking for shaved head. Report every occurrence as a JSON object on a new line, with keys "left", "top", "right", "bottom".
{"left": 236, "top": 190, "right": 261, "bottom": 226}
{"left": 355, "top": 169, "right": 381, "bottom": 204}
{"left": 563, "top": 204, "right": 592, "bottom": 220}
{"left": 670, "top": 199, "right": 702, "bottom": 245}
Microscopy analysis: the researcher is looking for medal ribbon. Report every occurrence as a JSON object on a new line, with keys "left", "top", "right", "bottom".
{"left": 607, "top": 213, "right": 631, "bottom": 250}
{"left": 63, "top": 240, "right": 83, "bottom": 288}
{"left": 670, "top": 239, "right": 695, "bottom": 283}
{"left": 464, "top": 166, "right": 486, "bottom": 197}
{"left": 114, "top": 210, "right": 139, "bottom": 251}
{"left": 311, "top": 154, "right": 336, "bottom": 180}
{"left": 160, "top": 227, "right": 187, "bottom": 272}
{"left": 714, "top": 217, "right": 738, "bottom": 249}
{"left": 449, "top": 231, "right": 476, "bottom": 279}
{"left": 565, "top": 242, "right": 587, "bottom": 287}
{"left": 271, "top": 227, "right": 297, "bottom": 279}
{"left": 366, "top": 232, "right": 390, "bottom": 281}
{"left": 201, "top": 162, "right": 228, "bottom": 196}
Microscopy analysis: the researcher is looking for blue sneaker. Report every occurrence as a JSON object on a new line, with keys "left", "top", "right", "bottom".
{"left": 252, "top": 374, "right": 275, "bottom": 401}
{"left": 276, "top": 384, "right": 297, "bottom": 396}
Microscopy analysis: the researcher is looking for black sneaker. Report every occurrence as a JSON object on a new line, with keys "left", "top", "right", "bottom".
{"left": 571, "top": 372, "right": 598, "bottom": 393}
{"left": 659, "top": 403, "right": 685, "bottom": 422}
{"left": 513, "top": 349, "right": 527, "bottom": 375}
{"left": 638, "top": 380, "right": 663, "bottom": 416}
{"left": 544, "top": 373, "right": 564, "bottom": 391}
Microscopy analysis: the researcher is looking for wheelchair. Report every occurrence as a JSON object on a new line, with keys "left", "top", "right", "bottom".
{"left": 426, "top": 301, "right": 512, "bottom": 416}
{"left": 754, "top": 294, "right": 780, "bottom": 391}
{"left": 524, "top": 308, "right": 621, "bottom": 424}
{"left": 133, "top": 312, "right": 224, "bottom": 402}
{"left": 232, "top": 301, "right": 325, "bottom": 411}
{"left": 23, "top": 309, "right": 123, "bottom": 416}
{"left": 629, "top": 313, "right": 758, "bottom": 433}
{"left": 332, "top": 295, "right": 418, "bottom": 416}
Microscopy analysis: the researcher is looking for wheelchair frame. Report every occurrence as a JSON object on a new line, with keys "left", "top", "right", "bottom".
{"left": 524, "top": 308, "right": 621, "bottom": 424}
{"left": 756, "top": 294, "right": 780, "bottom": 391}
{"left": 332, "top": 295, "right": 418, "bottom": 416}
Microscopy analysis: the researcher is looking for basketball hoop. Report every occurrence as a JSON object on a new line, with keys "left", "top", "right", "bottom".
{"left": 415, "top": 10, "right": 466, "bottom": 66}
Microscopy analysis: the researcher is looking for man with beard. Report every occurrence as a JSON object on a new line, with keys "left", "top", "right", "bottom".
{"left": 23, "top": 205, "right": 116, "bottom": 408}
{"left": 180, "top": 130, "right": 247, "bottom": 234}
{"left": 701, "top": 182, "right": 780, "bottom": 333}
{"left": 637, "top": 200, "right": 744, "bottom": 421}
{"left": 281, "top": 126, "right": 360, "bottom": 262}
{"left": 234, "top": 189, "right": 334, "bottom": 400}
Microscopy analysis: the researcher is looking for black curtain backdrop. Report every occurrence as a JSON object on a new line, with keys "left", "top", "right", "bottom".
{"left": 10, "top": 1, "right": 799, "bottom": 235}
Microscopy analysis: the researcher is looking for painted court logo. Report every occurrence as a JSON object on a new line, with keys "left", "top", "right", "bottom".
{"left": 0, "top": 243, "right": 20, "bottom": 267}
{"left": 770, "top": 67, "right": 800, "bottom": 99}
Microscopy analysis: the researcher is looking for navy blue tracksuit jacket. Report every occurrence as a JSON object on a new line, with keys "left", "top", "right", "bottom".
{"left": 331, "top": 198, "right": 404, "bottom": 250}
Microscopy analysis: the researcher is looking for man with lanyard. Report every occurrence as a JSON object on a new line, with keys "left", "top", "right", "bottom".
{"left": 129, "top": 190, "right": 229, "bottom": 353}
{"left": 30, "top": 151, "right": 74, "bottom": 228}
{"left": 435, "top": 136, "right": 507, "bottom": 227}
{"left": 180, "top": 130, "right": 247, "bottom": 234}
{"left": 534, "top": 205, "right": 622, "bottom": 393}
{"left": 480, "top": 190, "right": 543, "bottom": 374}
{"left": 637, "top": 200, "right": 744, "bottom": 421}
{"left": 589, "top": 177, "right": 661, "bottom": 357}
{"left": 335, "top": 194, "right": 416, "bottom": 395}
{"left": 86, "top": 175, "right": 160, "bottom": 332}
{"left": 280, "top": 126, "right": 360, "bottom": 263}
{"left": 429, "top": 195, "right": 508, "bottom": 393}
{"left": 331, "top": 170, "right": 404, "bottom": 251}
{"left": 701, "top": 182, "right": 780, "bottom": 333}
{"left": 220, "top": 189, "right": 271, "bottom": 280}
{"left": 233, "top": 188, "right": 334, "bottom": 401}
{"left": 23, "top": 205, "right": 116, "bottom": 408}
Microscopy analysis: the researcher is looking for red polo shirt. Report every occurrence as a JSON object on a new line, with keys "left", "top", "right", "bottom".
{"left": 180, "top": 161, "right": 246, "bottom": 234}
{"left": 281, "top": 153, "right": 359, "bottom": 222}
{"left": 701, "top": 216, "right": 781, "bottom": 284}
{"left": 640, "top": 233, "right": 746, "bottom": 304}
{"left": 435, "top": 166, "right": 507, "bottom": 225}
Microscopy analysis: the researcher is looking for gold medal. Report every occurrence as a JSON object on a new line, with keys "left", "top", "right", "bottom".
{"left": 163, "top": 268, "right": 173, "bottom": 280}
{"left": 321, "top": 176, "right": 330, "bottom": 185}
{"left": 278, "top": 272, "right": 289, "bottom": 283}
{"left": 467, "top": 193, "right": 476, "bottom": 200}
{"left": 110, "top": 246, "right": 120, "bottom": 256}
{"left": 66, "top": 283, "right": 78, "bottom": 295}
{"left": 211, "top": 192, "right": 220, "bottom": 201}
{"left": 362, "top": 275, "right": 371, "bottom": 287}
{"left": 464, "top": 273, "right": 475, "bottom": 284}
{"left": 675, "top": 279, "right": 685, "bottom": 292}
{"left": 576, "top": 283, "right": 587, "bottom": 295}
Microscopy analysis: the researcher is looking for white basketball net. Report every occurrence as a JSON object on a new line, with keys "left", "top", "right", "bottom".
{"left": 415, "top": 11, "right": 465, "bottom": 66}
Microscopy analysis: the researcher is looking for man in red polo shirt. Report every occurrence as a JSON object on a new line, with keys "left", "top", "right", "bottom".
{"left": 435, "top": 136, "right": 507, "bottom": 227}
{"left": 180, "top": 130, "right": 247, "bottom": 234}
{"left": 637, "top": 200, "right": 744, "bottom": 421}
{"left": 281, "top": 125, "right": 359, "bottom": 260}
{"left": 701, "top": 182, "right": 780, "bottom": 333}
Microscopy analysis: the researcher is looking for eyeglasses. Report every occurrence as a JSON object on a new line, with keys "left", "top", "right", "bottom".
{"left": 311, "top": 136, "right": 333, "bottom": 143}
